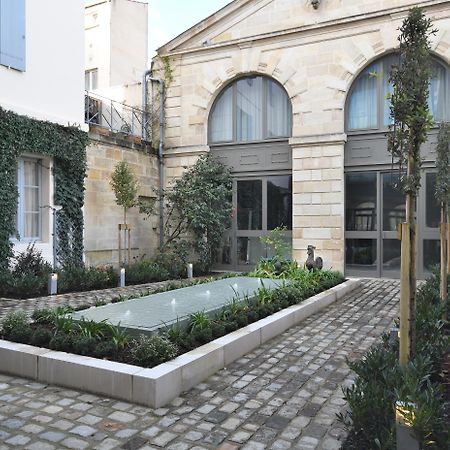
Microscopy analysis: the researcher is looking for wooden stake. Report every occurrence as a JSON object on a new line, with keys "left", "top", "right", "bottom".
{"left": 399, "top": 222, "right": 411, "bottom": 367}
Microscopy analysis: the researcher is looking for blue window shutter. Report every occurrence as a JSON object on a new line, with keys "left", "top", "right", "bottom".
{"left": 0, "top": 0, "right": 26, "bottom": 71}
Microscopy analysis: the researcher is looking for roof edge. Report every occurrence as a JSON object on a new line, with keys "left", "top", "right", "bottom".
{"left": 156, "top": 0, "right": 254, "bottom": 54}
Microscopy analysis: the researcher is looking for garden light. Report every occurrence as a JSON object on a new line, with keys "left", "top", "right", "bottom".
{"left": 48, "top": 273, "right": 58, "bottom": 296}
{"left": 119, "top": 268, "right": 126, "bottom": 287}
{"left": 187, "top": 263, "right": 193, "bottom": 279}
{"left": 395, "top": 401, "right": 419, "bottom": 450}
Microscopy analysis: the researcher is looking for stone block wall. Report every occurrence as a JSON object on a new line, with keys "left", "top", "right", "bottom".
{"left": 84, "top": 129, "right": 159, "bottom": 266}
{"left": 154, "top": 0, "right": 450, "bottom": 272}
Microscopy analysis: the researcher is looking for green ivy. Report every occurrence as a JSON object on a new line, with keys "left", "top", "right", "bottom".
{"left": 0, "top": 107, "right": 89, "bottom": 270}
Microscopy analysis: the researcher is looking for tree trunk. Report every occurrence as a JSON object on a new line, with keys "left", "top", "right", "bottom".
{"left": 441, "top": 203, "right": 448, "bottom": 320}
{"left": 400, "top": 153, "right": 417, "bottom": 366}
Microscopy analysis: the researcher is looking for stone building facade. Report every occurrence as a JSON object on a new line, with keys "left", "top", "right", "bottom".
{"left": 154, "top": 0, "right": 450, "bottom": 278}
{"left": 84, "top": 129, "right": 159, "bottom": 266}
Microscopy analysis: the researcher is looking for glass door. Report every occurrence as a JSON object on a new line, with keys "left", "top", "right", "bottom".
{"left": 345, "top": 172, "right": 379, "bottom": 277}
{"left": 381, "top": 173, "right": 405, "bottom": 278}
{"left": 214, "top": 173, "right": 292, "bottom": 271}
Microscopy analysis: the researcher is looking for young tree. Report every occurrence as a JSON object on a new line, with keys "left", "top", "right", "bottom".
{"left": 110, "top": 161, "right": 139, "bottom": 265}
{"left": 161, "top": 154, "right": 232, "bottom": 271}
{"left": 387, "top": 7, "right": 436, "bottom": 365}
{"left": 110, "top": 161, "right": 139, "bottom": 224}
{"left": 435, "top": 122, "right": 450, "bottom": 319}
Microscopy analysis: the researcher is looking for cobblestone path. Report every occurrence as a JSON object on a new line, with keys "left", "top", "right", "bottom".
{"left": 0, "top": 279, "right": 400, "bottom": 450}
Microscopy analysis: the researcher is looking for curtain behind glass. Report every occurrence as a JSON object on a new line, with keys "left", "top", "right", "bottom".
{"left": 237, "top": 77, "right": 263, "bottom": 141}
{"left": 348, "top": 64, "right": 378, "bottom": 130}
{"left": 267, "top": 81, "right": 290, "bottom": 137}
{"left": 382, "top": 55, "right": 397, "bottom": 127}
{"left": 23, "top": 160, "right": 40, "bottom": 239}
{"left": 210, "top": 85, "right": 233, "bottom": 143}
{"left": 429, "top": 62, "right": 445, "bottom": 121}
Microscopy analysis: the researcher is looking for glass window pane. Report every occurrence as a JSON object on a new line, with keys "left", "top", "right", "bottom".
{"left": 267, "top": 175, "right": 292, "bottom": 230}
{"left": 24, "top": 213, "right": 39, "bottom": 238}
{"left": 216, "top": 234, "right": 232, "bottom": 265}
{"left": 24, "top": 186, "right": 39, "bottom": 213}
{"left": 24, "top": 160, "right": 39, "bottom": 186}
{"left": 382, "top": 55, "right": 397, "bottom": 127}
{"left": 383, "top": 173, "right": 405, "bottom": 231}
{"left": 267, "top": 80, "right": 290, "bottom": 138}
{"left": 383, "top": 239, "right": 401, "bottom": 271}
{"left": 237, "top": 237, "right": 265, "bottom": 265}
{"left": 423, "top": 240, "right": 440, "bottom": 272}
{"left": 237, "top": 180, "right": 262, "bottom": 230}
{"left": 345, "top": 172, "right": 377, "bottom": 231}
{"left": 429, "top": 62, "right": 445, "bottom": 121}
{"left": 426, "top": 173, "right": 439, "bottom": 228}
{"left": 236, "top": 77, "right": 262, "bottom": 142}
{"left": 348, "top": 63, "right": 378, "bottom": 130}
{"left": 346, "top": 239, "right": 377, "bottom": 271}
{"left": 210, "top": 85, "right": 233, "bottom": 142}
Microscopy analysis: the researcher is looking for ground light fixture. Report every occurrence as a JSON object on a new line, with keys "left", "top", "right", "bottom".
{"left": 395, "top": 401, "right": 419, "bottom": 450}
{"left": 119, "top": 267, "right": 126, "bottom": 287}
{"left": 187, "top": 263, "right": 194, "bottom": 279}
{"left": 48, "top": 273, "right": 58, "bottom": 295}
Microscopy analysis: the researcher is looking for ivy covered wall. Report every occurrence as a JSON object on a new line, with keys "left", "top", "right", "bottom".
{"left": 0, "top": 107, "right": 89, "bottom": 270}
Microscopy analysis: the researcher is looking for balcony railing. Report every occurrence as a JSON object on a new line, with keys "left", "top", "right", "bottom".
{"left": 85, "top": 91, "right": 150, "bottom": 141}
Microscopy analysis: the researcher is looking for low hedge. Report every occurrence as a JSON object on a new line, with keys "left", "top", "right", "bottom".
{"left": 0, "top": 268, "right": 344, "bottom": 368}
{"left": 339, "top": 270, "right": 450, "bottom": 450}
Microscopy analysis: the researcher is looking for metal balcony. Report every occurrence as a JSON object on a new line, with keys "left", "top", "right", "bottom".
{"left": 84, "top": 91, "right": 151, "bottom": 141}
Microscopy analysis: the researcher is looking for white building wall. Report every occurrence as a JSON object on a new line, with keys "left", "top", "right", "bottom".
{"left": 0, "top": 0, "right": 85, "bottom": 128}
{"left": 0, "top": 0, "right": 85, "bottom": 264}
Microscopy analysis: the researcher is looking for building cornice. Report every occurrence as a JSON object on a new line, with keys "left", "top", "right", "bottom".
{"left": 158, "top": 0, "right": 450, "bottom": 58}
{"left": 289, "top": 134, "right": 347, "bottom": 148}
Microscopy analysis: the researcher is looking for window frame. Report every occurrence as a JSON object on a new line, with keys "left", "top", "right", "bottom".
{"left": 15, "top": 157, "right": 42, "bottom": 242}
{"left": 346, "top": 54, "right": 450, "bottom": 134}
{"left": 208, "top": 75, "right": 292, "bottom": 145}
{"left": 85, "top": 68, "right": 98, "bottom": 91}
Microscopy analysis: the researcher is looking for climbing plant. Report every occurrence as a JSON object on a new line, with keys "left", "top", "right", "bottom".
{"left": 0, "top": 107, "right": 89, "bottom": 270}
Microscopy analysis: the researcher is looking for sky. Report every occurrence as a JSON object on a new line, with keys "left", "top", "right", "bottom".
{"left": 148, "top": 0, "right": 232, "bottom": 55}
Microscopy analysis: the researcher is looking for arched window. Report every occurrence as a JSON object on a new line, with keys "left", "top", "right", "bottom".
{"left": 209, "top": 75, "right": 292, "bottom": 144}
{"left": 347, "top": 54, "right": 450, "bottom": 131}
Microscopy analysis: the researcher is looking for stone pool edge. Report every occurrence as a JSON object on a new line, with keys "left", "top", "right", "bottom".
{"left": 0, "top": 278, "right": 361, "bottom": 408}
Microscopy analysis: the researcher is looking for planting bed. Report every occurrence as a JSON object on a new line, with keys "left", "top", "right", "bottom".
{"left": 0, "top": 278, "right": 360, "bottom": 408}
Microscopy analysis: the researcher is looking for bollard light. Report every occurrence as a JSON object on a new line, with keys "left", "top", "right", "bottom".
{"left": 48, "top": 273, "right": 58, "bottom": 296}
{"left": 389, "top": 327, "right": 399, "bottom": 344}
{"left": 187, "top": 263, "right": 193, "bottom": 279}
{"left": 119, "top": 268, "right": 126, "bottom": 287}
{"left": 395, "top": 401, "right": 419, "bottom": 450}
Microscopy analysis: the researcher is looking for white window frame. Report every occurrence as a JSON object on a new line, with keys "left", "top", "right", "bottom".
{"left": 16, "top": 157, "right": 42, "bottom": 241}
{"left": 85, "top": 68, "right": 98, "bottom": 91}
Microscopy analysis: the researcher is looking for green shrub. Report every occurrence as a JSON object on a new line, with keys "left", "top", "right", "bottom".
{"left": 125, "top": 259, "right": 170, "bottom": 285}
{"left": 58, "top": 266, "right": 116, "bottom": 293}
{"left": 188, "top": 311, "right": 211, "bottom": 332}
{"left": 340, "top": 271, "right": 450, "bottom": 450}
{"left": 93, "top": 341, "right": 117, "bottom": 358}
{"left": 72, "top": 336, "right": 97, "bottom": 356}
{"left": 30, "top": 327, "right": 52, "bottom": 347}
{"left": 31, "top": 308, "right": 54, "bottom": 325}
{"left": 49, "top": 333, "right": 73, "bottom": 352}
{"left": 1, "top": 311, "right": 29, "bottom": 339}
{"left": 12, "top": 244, "right": 52, "bottom": 278}
{"left": 131, "top": 334, "right": 178, "bottom": 368}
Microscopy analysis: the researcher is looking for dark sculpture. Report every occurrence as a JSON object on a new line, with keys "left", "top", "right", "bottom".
{"left": 311, "top": 0, "right": 320, "bottom": 9}
{"left": 305, "top": 245, "right": 323, "bottom": 271}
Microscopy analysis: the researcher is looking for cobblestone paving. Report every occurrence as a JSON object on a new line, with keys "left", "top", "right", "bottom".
{"left": 0, "top": 279, "right": 400, "bottom": 449}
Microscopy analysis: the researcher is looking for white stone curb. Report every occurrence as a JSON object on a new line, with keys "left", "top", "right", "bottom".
{"left": 0, "top": 278, "right": 361, "bottom": 408}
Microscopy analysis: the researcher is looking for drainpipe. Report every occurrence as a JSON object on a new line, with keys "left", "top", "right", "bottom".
{"left": 142, "top": 67, "right": 165, "bottom": 249}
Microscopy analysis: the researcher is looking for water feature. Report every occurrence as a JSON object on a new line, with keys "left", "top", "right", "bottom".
{"left": 71, "top": 277, "right": 284, "bottom": 334}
